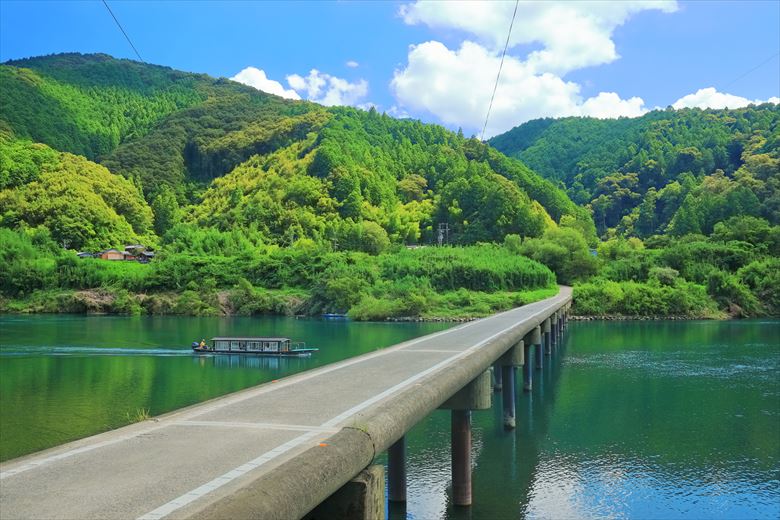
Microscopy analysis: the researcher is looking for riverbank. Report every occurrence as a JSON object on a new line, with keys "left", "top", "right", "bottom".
{"left": 0, "top": 286, "right": 559, "bottom": 321}
{"left": 570, "top": 314, "right": 721, "bottom": 321}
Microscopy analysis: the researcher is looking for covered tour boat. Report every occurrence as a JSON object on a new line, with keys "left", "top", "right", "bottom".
{"left": 191, "top": 337, "right": 318, "bottom": 357}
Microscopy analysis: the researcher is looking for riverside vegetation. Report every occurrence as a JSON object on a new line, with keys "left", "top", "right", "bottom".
{"left": 1, "top": 54, "right": 778, "bottom": 319}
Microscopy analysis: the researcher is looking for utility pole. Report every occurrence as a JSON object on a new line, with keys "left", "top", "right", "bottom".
{"left": 437, "top": 223, "right": 450, "bottom": 246}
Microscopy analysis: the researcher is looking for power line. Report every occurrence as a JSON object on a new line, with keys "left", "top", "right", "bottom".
{"left": 480, "top": 0, "right": 519, "bottom": 142}
{"left": 723, "top": 51, "right": 779, "bottom": 89}
{"left": 101, "top": 0, "right": 144, "bottom": 62}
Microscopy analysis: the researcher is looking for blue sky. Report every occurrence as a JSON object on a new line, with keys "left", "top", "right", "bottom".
{"left": 1, "top": 1, "right": 778, "bottom": 137}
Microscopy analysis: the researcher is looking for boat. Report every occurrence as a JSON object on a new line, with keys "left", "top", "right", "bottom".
{"left": 321, "top": 313, "right": 348, "bottom": 319}
{"left": 191, "top": 337, "right": 318, "bottom": 357}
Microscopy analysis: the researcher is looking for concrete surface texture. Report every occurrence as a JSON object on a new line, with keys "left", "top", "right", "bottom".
{"left": 0, "top": 287, "right": 571, "bottom": 520}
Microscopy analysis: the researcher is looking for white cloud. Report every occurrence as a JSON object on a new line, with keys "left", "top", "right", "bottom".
{"left": 387, "top": 105, "right": 411, "bottom": 119}
{"left": 391, "top": 40, "right": 648, "bottom": 137}
{"left": 230, "top": 67, "right": 300, "bottom": 100}
{"left": 580, "top": 92, "right": 647, "bottom": 118}
{"left": 391, "top": 2, "right": 683, "bottom": 136}
{"left": 672, "top": 87, "right": 780, "bottom": 110}
{"left": 399, "top": 1, "right": 678, "bottom": 75}
{"left": 286, "top": 69, "right": 369, "bottom": 106}
{"left": 346, "top": 60, "right": 359, "bottom": 68}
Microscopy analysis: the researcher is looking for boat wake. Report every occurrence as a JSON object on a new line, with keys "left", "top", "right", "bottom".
{"left": 0, "top": 346, "right": 190, "bottom": 357}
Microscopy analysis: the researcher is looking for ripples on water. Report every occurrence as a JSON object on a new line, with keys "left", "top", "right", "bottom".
{"left": 566, "top": 350, "right": 779, "bottom": 381}
{"left": 2, "top": 317, "right": 779, "bottom": 519}
{"left": 386, "top": 320, "right": 780, "bottom": 520}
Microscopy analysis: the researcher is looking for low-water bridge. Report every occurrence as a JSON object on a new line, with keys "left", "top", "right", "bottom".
{"left": 0, "top": 287, "right": 572, "bottom": 519}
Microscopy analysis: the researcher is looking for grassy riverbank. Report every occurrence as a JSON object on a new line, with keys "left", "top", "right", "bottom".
{"left": 0, "top": 229, "right": 559, "bottom": 320}
{"left": 2, "top": 218, "right": 778, "bottom": 320}
{"left": 0, "top": 286, "right": 559, "bottom": 321}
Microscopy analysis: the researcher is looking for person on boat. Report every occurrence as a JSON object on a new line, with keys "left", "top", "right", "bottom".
{"left": 199, "top": 339, "right": 207, "bottom": 350}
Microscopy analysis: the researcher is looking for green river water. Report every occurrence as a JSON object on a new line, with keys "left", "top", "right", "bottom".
{"left": 0, "top": 315, "right": 778, "bottom": 519}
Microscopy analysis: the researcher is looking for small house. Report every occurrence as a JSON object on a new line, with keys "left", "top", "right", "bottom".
{"left": 99, "top": 249, "right": 126, "bottom": 261}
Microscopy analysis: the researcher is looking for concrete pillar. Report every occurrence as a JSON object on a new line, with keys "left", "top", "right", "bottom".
{"left": 388, "top": 436, "right": 406, "bottom": 503}
{"left": 306, "top": 465, "right": 385, "bottom": 520}
{"left": 493, "top": 362, "right": 503, "bottom": 392}
{"left": 439, "top": 370, "right": 492, "bottom": 411}
{"left": 499, "top": 341, "right": 523, "bottom": 427}
{"left": 451, "top": 410, "right": 472, "bottom": 506}
{"left": 501, "top": 365, "right": 516, "bottom": 429}
{"left": 522, "top": 343, "right": 532, "bottom": 391}
{"left": 558, "top": 310, "right": 563, "bottom": 336}
{"left": 526, "top": 325, "right": 542, "bottom": 370}
{"left": 543, "top": 318, "right": 552, "bottom": 356}
{"left": 438, "top": 371, "right": 491, "bottom": 508}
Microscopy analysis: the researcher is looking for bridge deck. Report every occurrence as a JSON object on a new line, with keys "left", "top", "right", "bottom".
{"left": 0, "top": 287, "right": 571, "bottom": 520}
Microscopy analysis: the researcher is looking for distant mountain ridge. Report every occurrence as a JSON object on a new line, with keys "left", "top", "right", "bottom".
{"left": 489, "top": 106, "right": 780, "bottom": 236}
{"left": 0, "top": 53, "right": 592, "bottom": 250}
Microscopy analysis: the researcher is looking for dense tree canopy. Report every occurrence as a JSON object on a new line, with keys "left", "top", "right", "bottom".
{"left": 490, "top": 106, "right": 780, "bottom": 236}
{"left": 1, "top": 53, "right": 777, "bottom": 319}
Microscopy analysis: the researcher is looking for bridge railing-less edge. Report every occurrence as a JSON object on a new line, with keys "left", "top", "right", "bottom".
{"left": 189, "top": 288, "right": 572, "bottom": 520}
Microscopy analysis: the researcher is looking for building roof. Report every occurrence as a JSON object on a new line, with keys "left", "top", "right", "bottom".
{"left": 211, "top": 337, "right": 291, "bottom": 342}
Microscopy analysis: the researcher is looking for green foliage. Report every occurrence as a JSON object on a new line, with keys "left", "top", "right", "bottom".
{"left": 0, "top": 139, "right": 154, "bottom": 250}
{"left": 151, "top": 186, "right": 180, "bottom": 236}
{"left": 574, "top": 279, "right": 718, "bottom": 317}
{"left": 0, "top": 54, "right": 210, "bottom": 159}
{"left": 378, "top": 245, "right": 555, "bottom": 292}
{"left": 491, "top": 105, "right": 780, "bottom": 236}
{"left": 517, "top": 227, "right": 598, "bottom": 284}
{"left": 706, "top": 270, "right": 760, "bottom": 316}
{"left": 2, "top": 53, "right": 777, "bottom": 322}
{"left": 188, "top": 107, "right": 588, "bottom": 248}
{"left": 738, "top": 258, "right": 780, "bottom": 315}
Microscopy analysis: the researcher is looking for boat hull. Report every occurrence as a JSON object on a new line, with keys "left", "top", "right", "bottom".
{"left": 192, "top": 347, "right": 317, "bottom": 357}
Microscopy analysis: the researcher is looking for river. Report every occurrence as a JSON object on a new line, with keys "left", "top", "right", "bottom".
{"left": 1, "top": 315, "right": 778, "bottom": 519}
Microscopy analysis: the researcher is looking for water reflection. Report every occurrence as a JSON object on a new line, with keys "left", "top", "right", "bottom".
{"left": 389, "top": 320, "right": 780, "bottom": 520}
{"left": 197, "top": 353, "right": 311, "bottom": 371}
{"left": 0, "top": 315, "right": 451, "bottom": 461}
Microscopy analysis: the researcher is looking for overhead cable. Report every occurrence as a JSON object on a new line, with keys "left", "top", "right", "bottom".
{"left": 480, "top": 0, "right": 520, "bottom": 141}
{"left": 101, "top": 0, "right": 144, "bottom": 62}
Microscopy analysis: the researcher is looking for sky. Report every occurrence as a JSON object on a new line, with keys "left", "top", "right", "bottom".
{"left": 1, "top": 0, "right": 778, "bottom": 137}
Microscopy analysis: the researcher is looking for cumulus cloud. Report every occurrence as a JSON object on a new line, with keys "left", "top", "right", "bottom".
{"left": 672, "top": 87, "right": 780, "bottom": 110}
{"left": 391, "top": 41, "right": 648, "bottom": 137}
{"left": 580, "top": 92, "right": 648, "bottom": 118}
{"left": 230, "top": 67, "right": 300, "bottom": 100}
{"left": 286, "top": 69, "right": 368, "bottom": 106}
{"left": 391, "top": 2, "right": 682, "bottom": 136}
{"left": 346, "top": 60, "right": 359, "bottom": 68}
{"left": 400, "top": 0, "right": 678, "bottom": 75}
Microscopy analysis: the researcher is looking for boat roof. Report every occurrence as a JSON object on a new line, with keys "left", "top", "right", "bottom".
{"left": 211, "top": 337, "right": 291, "bottom": 342}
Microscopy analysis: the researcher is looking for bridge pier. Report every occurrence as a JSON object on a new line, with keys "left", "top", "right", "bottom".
{"left": 522, "top": 342, "right": 532, "bottom": 391}
{"left": 493, "top": 361, "right": 503, "bottom": 392}
{"left": 551, "top": 312, "right": 558, "bottom": 352}
{"left": 451, "top": 410, "right": 472, "bottom": 506}
{"left": 532, "top": 326, "right": 543, "bottom": 370}
{"left": 439, "top": 370, "right": 491, "bottom": 507}
{"left": 500, "top": 341, "right": 523, "bottom": 429}
{"left": 543, "top": 318, "right": 552, "bottom": 356}
{"left": 388, "top": 436, "right": 406, "bottom": 503}
{"left": 306, "top": 465, "right": 385, "bottom": 520}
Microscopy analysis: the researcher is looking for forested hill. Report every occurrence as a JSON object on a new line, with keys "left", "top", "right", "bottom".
{"left": 489, "top": 106, "right": 780, "bottom": 236}
{"left": 0, "top": 53, "right": 592, "bottom": 251}
{"left": 0, "top": 52, "right": 309, "bottom": 160}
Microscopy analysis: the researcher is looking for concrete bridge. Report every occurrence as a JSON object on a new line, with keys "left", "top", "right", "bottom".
{"left": 0, "top": 287, "right": 572, "bottom": 520}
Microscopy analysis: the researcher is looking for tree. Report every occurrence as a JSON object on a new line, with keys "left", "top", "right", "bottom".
{"left": 151, "top": 186, "right": 180, "bottom": 236}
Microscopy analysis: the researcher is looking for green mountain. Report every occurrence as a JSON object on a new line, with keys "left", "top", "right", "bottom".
{"left": 489, "top": 106, "right": 780, "bottom": 236}
{"left": 0, "top": 53, "right": 592, "bottom": 251}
